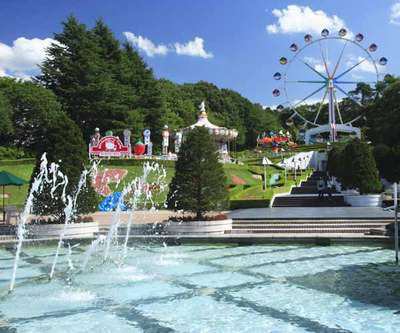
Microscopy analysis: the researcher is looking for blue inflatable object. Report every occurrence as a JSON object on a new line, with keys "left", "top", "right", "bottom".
{"left": 98, "top": 192, "right": 127, "bottom": 212}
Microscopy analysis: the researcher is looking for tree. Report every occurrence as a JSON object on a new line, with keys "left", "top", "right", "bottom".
{"left": 366, "top": 78, "right": 400, "bottom": 147}
{"left": 119, "top": 43, "right": 164, "bottom": 144}
{"left": 31, "top": 111, "right": 98, "bottom": 219}
{"left": 0, "top": 91, "right": 13, "bottom": 145}
{"left": 0, "top": 77, "right": 62, "bottom": 150}
{"left": 373, "top": 144, "right": 400, "bottom": 183}
{"left": 327, "top": 145, "right": 344, "bottom": 179}
{"left": 341, "top": 139, "right": 381, "bottom": 194}
{"left": 167, "top": 127, "right": 228, "bottom": 219}
{"left": 37, "top": 16, "right": 131, "bottom": 140}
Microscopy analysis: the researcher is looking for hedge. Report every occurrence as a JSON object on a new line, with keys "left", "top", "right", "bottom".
{"left": 0, "top": 158, "right": 36, "bottom": 166}
{"left": 100, "top": 158, "right": 176, "bottom": 168}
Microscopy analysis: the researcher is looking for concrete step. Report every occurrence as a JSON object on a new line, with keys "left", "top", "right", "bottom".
{"left": 301, "top": 180, "right": 318, "bottom": 186}
{"left": 232, "top": 223, "right": 388, "bottom": 229}
{"left": 231, "top": 228, "right": 377, "bottom": 234}
{"left": 273, "top": 196, "right": 348, "bottom": 207}
{"left": 0, "top": 235, "right": 17, "bottom": 241}
{"left": 232, "top": 219, "right": 392, "bottom": 224}
{"left": 291, "top": 186, "right": 339, "bottom": 195}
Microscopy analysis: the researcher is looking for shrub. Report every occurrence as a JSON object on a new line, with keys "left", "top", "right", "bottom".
{"left": 341, "top": 139, "right": 382, "bottom": 194}
{"left": 167, "top": 127, "right": 228, "bottom": 219}
{"left": 327, "top": 145, "right": 344, "bottom": 179}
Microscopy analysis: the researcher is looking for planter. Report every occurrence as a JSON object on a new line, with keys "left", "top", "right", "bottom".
{"left": 26, "top": 222, "right": 99, "bottom": 239}
{"left": 165, "top": 219, "right": 232, "bottom": 235}
{"left": 344, "top": 194, "right": 382, "bottom": 207}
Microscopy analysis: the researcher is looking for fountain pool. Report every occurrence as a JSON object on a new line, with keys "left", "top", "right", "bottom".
{"left": 0, "top": 243, "right": 399, "bottom": 332}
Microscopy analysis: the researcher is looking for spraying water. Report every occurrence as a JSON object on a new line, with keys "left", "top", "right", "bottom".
{"left": 9, "top": 154, "right": 49, "bottom": 292}
{"left": 49, "top": 161, "right": 99, "bottom": 279}
{"left": 49, "top": 195, "right": 72, "bottom": 279}
{"left": 103, "top": 162, "right": 167, "bottom": 263}
{"left": 66, "top": 243, "right": 80, "bottom": 271}
{"left": 81, "top": 235, "right": 106, "bottom": 270}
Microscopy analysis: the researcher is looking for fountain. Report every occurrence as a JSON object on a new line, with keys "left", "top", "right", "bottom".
{"left": 8, "top": 154, "right": 167, "bottom": 290}
{"left": 9, "top": 154, "right": 50, "bottom": 291}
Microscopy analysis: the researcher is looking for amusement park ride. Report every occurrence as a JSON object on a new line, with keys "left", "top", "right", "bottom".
{"left": 273, "top": 28, "right": 387, "bottom": 144}
{"left": 88, "top": 101, "right": 238, "bottom": 162}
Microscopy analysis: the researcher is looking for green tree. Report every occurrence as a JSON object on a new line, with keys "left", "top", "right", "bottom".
{"left": 341, "top": 139, "right": 381, "bottom": 194}
{"left": 373, "top": 144, "right": 400, "bottom": 183}
{"left": 0, "top": 77, "right": 62, "bottom": 150}
{"left": 37, "top": 16, "right": 130, "bottom": 140}
{"left": 31, "top": 111, "right": 98, "bottom": 218}
{"left": 327, "top": 145, "right": 344, "bottom": 179}
{"left": 167, "top": 127, "right": 228, "bottom": 219}
{"left": 0, "top": 91, "right": 13, "bottom": 145}
{"left": 119, "top": 44, "right": 164, "bottom": 144}
{"left": 366, "top": 79, "right": 400, "bottom": 147}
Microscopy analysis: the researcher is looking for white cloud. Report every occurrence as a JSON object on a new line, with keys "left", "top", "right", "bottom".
{"left": 293, "top": 97, "right": 328, "bottom": 107}
{"left": 124, "top": 32, "right": 213, "bottom": 59}
{"left": 303, "top": 56, "right": 331, "bottom": 74}
{"left": 266, "top": 5, "right": 350, "bottom": 36}
{"left": 123, "top": 32, "right": 168, "bottom": 57}
{"left": 346, "top": 56, "right": 383, "bottom": 74}
{"left": 174, "top": 37, "right": 213, "bottom": 59}
{"left": 0, "top": 37, "right": 56, "bottom": 79}
{"left": 390, "top": 2, "right": 400, "bottom": 25}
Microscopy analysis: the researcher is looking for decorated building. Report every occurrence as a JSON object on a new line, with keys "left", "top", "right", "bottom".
{"left": 180, "top": 101, "right": 238, "bottom": 162}
{"left": 89, "top": 129, "right": 131, "bottom": 158}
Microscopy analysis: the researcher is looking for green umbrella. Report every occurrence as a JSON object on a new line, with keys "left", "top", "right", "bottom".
{"left": 0, "top": 171, "right": 28, "bottom": 221}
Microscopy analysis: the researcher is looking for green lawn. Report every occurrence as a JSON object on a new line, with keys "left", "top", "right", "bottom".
{"left": 0, "top": 156, "right": 313, "bottom": 211}
{"left": 0, "top": 162, "right": 35, "bottom": 209}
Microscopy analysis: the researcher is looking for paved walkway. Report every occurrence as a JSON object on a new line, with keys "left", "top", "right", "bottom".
{"left": 229, "top": 207, "right": 394, "bottom": 220}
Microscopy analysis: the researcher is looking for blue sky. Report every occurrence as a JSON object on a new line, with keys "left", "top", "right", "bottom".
{"left": 0, "top": 0, "right": 398, "bottom": 107}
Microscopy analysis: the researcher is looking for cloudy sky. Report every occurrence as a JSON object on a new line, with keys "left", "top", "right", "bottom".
{"left": 0, "top": 0, "right": 398, "bottom": 107}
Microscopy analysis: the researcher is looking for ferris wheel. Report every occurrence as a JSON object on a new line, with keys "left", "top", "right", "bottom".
{"left": 272, "top": 28, "right": 387, "bottom": 143}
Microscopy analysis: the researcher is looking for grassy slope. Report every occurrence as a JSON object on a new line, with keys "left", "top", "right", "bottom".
{"left": 0, "top": 156, "right": 313, "bottom": 210}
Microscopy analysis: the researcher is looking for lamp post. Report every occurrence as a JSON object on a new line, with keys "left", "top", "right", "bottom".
{"left": 262, "top": 157, "right": 268, "bottom": 191}
{"left": 293, "top": 157, "right": 297, "bottom": 182}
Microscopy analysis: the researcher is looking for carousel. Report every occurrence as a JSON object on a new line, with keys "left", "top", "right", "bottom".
{"left": 180, "top": 101, "right": 238, "bottom": 162}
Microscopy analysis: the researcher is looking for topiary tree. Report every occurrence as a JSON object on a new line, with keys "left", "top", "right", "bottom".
{"left": 341, "top": 139, "right": 382, "bottom": 194}
{"left": 167, "top": 126, "right": 228, "bottom": 219}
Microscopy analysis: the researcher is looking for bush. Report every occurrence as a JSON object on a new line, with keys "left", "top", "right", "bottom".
{"left": 327, "top": 145, "right": 344, "bottom": 178}
{"left": 167, "top": 127, "right": 228, "bottom": 219}
{"left": 101, "top": 158, "right": 175, "bottom": 168}
{"left": 341, "top": 139, "right": 382, "bottom": 194}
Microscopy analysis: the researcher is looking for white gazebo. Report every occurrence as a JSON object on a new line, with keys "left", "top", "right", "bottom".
{"left": 181, "top": 101, "right": 238, "bottom": 162}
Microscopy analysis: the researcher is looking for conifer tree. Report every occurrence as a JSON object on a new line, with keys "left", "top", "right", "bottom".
{"left": 31, "top": 112, "right": 98, "bottom": 219}
{"left": 167, "top": 127, "right": 228, "bottom": 219}
{"left": 341, "top": 139, "right": 382, "bottom": 194}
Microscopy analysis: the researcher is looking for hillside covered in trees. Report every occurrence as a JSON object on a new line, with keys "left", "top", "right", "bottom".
{"left": 1, "top": 15, "right": 400, "bottom": 161}
{"left": 33, "top": 16, "right": 279, "bottom": 150}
